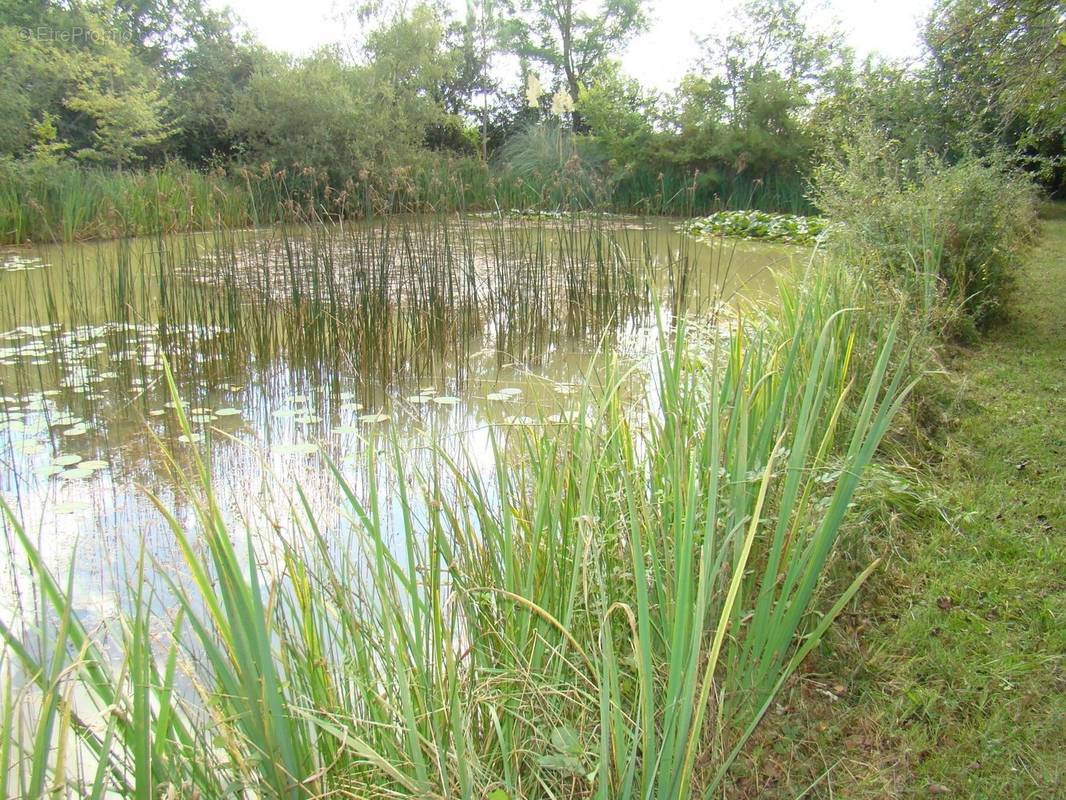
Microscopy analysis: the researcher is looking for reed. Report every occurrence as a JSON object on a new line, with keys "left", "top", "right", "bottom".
{"left": 2, "top": 214, "right": 717, "bottom": 392}
{"left": 0, "top": 157, "right": 814, "bottom": 245}
{"left": 0, "top": 252, "right": 912, "bottom": 797}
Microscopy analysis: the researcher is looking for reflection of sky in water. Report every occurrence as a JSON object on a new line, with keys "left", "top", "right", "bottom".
{"left": 0, "top": 217, "right": 802, "bottom": 630}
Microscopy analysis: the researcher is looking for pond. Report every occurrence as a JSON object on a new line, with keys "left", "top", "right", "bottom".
{"left": 0, "top": 214, "right": 805, "bottom": 627}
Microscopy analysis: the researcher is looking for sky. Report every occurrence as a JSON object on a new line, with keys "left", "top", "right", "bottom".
{"left": 212, "top": 0, "right": 934, "bottom": 92}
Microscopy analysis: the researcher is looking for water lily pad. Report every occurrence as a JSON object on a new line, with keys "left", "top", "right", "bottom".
{"left": 62, "top": 467, "right": 96, "bottom": 480}
{"left": 53, "top": 500, "right": 90, "bottom": 515}
{"left": 432, "top": 396, "right": 461, "bottom": 405}
{"left": 276, "top": 442, "right": 318, "bottom": 456}
{"left": 80, "top": 460, "right": 108, "bottom": 471}
{"left": 359, "top": 413, "right": 390, "bottom": 424}
{"left": 214, "top": 408, "right": 241, "bottom": 417}
{"left": 486, "top": 392, "right": 511, "bottom": 402}
{"left": 498, "top": 387, "right": 523, "bottom": 397}
{"left": 36, "top": 465, "right": 65, "bottom": 478}
{"left": 177, "top": 433, "right": 204, "bottom": 444}
{"left": 52, "top": 454, "right": 83, "bottom": 467}
{"left": 332, "top": 425, "right": 361, "bottom": 435}
{"left": 63, "top": 425, "right": 89, "bottom": 437}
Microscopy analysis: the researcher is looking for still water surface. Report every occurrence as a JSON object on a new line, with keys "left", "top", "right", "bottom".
{"left": 0, "top": 215, "right": 803, "bottom": 626}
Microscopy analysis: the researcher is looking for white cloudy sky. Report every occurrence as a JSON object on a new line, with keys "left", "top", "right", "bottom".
{"left": 212, "top": 0, "right": 933, "bottom": 92}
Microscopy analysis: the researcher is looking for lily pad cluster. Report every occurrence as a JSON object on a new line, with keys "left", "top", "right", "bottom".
{"left": 681, "top": 210, "right": 829, "bottom": 245}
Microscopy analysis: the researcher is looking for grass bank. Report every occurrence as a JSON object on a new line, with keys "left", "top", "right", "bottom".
{"left": 743, "top": 205, "right": 1066, "bottom": 798}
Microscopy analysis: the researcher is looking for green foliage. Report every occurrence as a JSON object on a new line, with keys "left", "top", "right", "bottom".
{"left": 0, "top": 249, "right": 914, "bottom": 797}
{"left": 0, "top": 1, "right": 173, "bottom": 166}
{"left": 495, "top": 123, "right": 611, "bottom": 208}
{"left": 925, "top": 0, "right": 1066, "bottom": 172}
{"left": 810, "top": 57, "right": 951, "bottom": 167}
{"left": 1, "top": 0, "right": 1059, "bottom": 236}
{"left": 738, "top": 209, "right": 1066, "bottom": 797}
{"left": 0, "top": 159, "right": 257, "bottom": 243}
{"left": 813, "top": 127, "right": 1040, "bottom": 329}
{"left": 575, "top": 62, "right": 655, "bottom": 172}
{"left": 682, "top": 209, "right": 828, "bottom": 245}
{"left": 504, "top": 0, "right": 650, "bottom": 121}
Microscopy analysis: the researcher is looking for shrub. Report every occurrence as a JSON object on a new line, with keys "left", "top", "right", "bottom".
{"left": 812, "top": 129, "right": 1039, "bottom": 329}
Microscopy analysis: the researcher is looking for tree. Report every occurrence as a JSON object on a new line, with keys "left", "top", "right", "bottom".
{"left": 458, "top": 0, "right": 507, "bottom": 159}
{"left": 810, "top": 57, "right": 949, "bottom": 165}
{"left": 504, "top": 0, "right": 649, "bottom": 130}
{"left": 229, "top": 7, "right": 464, "bottom": 183}
{"left": 0, "top": 1, "right": 173, "bottom": 165}
{"left": 664, "top": 0, "right": 846, "bottom": 181}
{"left": 924, "top": 0, "right": 1065, "bottom": 183}
{"left": 575, "top": 61, "right": 655, "bottom": 172}
{"left": 229, "top": 52, "right": 381, "bottom": 182}
{"left": 164, "top": 8, "right": 267, "bottom": 163}
{"left": 699, "top": 0, "right": 845, "bottom": 120}
{"left": 65, "top": 80, "right": 171, "bottom": 166}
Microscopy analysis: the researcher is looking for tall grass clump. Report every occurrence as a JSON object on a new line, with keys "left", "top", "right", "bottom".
{"left": 0, "top": 159, "right": 260, "bottom": 244}
{"left": 495, "top": 124, "right": 613, "bottom": 210}
{"left": 812, "top": 127, "right": 1039, "bottom": 331}
{"left": 1, "top": 145, "right": 815, "bottom": 245}
{"left": 0, "top": 259, "right": 913, "bottom": 797}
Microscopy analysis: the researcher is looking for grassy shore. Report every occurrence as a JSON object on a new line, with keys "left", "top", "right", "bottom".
{"left": 0, "top": 158, "right": 811, "bottom": 245}
{"left": 748, "top": 205, "right": 1066, "bottom": 798}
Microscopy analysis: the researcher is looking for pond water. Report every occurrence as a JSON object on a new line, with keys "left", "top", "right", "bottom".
{"left": 0, "top": 215, "right": 804, "bottom": 627}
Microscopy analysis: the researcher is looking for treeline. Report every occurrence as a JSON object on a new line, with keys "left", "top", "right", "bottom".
{"left": 0, "top": 0, "right": 1063, "bottom": 240}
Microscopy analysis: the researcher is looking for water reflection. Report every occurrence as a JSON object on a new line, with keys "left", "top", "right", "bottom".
{"left": 0, "top": 215, "right": 802, "bottom": 627}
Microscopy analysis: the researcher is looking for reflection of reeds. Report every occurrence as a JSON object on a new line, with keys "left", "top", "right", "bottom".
{"left": 3, "top": 216, "right": 724, "bottom": 390}
{"left": 0, "top": 265, "right": 911, "bottom": 797}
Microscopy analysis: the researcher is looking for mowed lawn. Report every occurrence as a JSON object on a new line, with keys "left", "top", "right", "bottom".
{"left": 743, "top": 205, "right": 1066, "bottom": 799}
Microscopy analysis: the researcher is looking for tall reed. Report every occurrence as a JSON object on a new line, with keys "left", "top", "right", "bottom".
{"left": 0, "top": 156, "right": 814, "bottom": 245}
{"left": 0, "top": 257, "right": 912, "bottom": 797}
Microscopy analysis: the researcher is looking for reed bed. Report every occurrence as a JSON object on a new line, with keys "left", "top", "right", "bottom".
{"left": 2, "top": 215, "right": 715, "bottom": 392}
{"left": 0, "top": 158, "right": 812, "bottom": 245}
{"left": 0, "top": 245, "right": 912, "bottom": 797}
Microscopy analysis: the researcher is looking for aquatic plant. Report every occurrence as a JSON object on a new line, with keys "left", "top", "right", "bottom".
{"left": 682, "top": 210, "right": 830, "bottom": 246}
{"left": 0, "top": 155, "right": 815, "bottom": 246}
{"left": 0, "top": 260, "right": 913, "bottom": 797}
